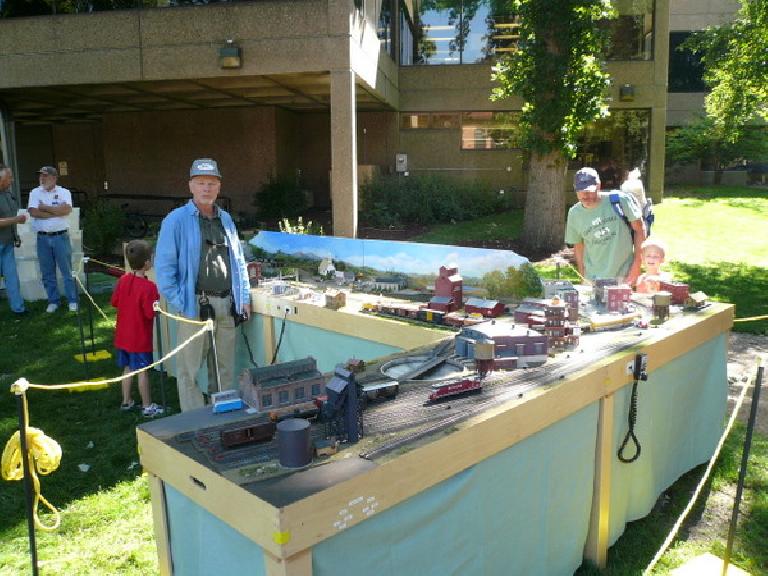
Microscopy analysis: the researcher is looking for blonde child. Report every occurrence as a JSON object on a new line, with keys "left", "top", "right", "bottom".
{"left": 635, "top": 238, "right": 671, "bottom": 293}
{"left": 111, "top": 240, "right": 163, "bottom": 417}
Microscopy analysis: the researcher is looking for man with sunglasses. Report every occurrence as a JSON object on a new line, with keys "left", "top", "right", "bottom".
{"left": 155, "top": 158, "right": 250, "bottom": 412}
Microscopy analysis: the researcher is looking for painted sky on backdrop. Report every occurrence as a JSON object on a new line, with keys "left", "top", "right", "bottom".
{"left": 249, "top": 231, "right": 528, "bottom": 278}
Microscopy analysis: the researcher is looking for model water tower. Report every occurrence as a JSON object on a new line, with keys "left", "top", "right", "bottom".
{"left": 474, "top": 340, "right": 495, "bottom": 377}
{"left": 653, "top": 291, "right": 672, "bottom": 323}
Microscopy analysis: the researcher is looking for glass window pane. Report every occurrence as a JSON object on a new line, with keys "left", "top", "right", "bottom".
{"left": 431, "top": 113, "right": 460, "bottom": 129}
{"left": 461, "top": 111, "right": 522, "bottom": 150}
{"left": 668, "top": 32, "right": 706, "bottom": 92}
{"left": 571, "top": 110, "right": 651, "bottom": 189}
{"left": 401, "top": 113, "right": 431, "bottom": 129}
{"left": 414, "top": 0, "right": 463, "bottom": 65}
{"left": 601, "top": 0, "right": 654, "bottom": 61}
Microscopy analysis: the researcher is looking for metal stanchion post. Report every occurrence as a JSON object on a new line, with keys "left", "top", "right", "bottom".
{"left": 154, "top": 315, "right": 167, "bottom": 411}
{"left": 83, "top": 260, "right": 96, "bottom": 355}
{"left": 15, "top": 392, "right": 39, "bottom": 576}
{"left": 74, "top": 274, "right": 89, "bottom": 377}
{"left": 722, "top": 356, "right": 765, "bottom": 576}
{"left": 208, "top": 323, "right": 222, "bottom": 394}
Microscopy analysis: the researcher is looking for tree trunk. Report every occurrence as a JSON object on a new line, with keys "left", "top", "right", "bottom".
{"left": 521, "top": 150, "right": 568, "bottom": 255}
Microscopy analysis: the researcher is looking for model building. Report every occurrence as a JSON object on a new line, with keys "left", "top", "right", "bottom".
{"left": 239, "top": 357, "right": 325, "bottom": 412}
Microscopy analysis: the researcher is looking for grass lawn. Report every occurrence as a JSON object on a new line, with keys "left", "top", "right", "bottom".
{"left": 0, "top": 186, "right": 765, "bottom": 574}
{"left": 0, "top": 294, "right": 172, "bottom": 575}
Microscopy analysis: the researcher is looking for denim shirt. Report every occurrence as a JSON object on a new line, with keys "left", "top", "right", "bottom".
{"left": 155, "top": 200, "right": 249, "bottom": 319}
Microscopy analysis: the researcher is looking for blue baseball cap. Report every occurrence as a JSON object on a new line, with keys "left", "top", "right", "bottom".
{"left": 574, "top": 167, "right": 600, "bottom": 191}
{"left": 190, "top": 158, "right": 221, "bottom": 179}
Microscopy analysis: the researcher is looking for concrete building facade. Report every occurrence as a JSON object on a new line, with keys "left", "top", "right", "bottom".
{"left": 0, "top": 0, "right": 677, "bottom": 236}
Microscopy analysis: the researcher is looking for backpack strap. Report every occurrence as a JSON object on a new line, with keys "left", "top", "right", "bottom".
{"left": 608, "top": 192, "right": 630, "bottom": 228}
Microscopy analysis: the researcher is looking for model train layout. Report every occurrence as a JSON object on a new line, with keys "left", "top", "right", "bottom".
{"left": 167, "top": 252, "right": 711, "bottom": 484}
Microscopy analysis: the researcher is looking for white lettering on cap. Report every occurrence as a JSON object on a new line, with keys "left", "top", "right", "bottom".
{"left": 197, "top": 162, "right": 215, "bottom": 171}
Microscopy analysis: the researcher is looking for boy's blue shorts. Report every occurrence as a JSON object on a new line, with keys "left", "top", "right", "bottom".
{"left": 116, "top": 349, "right": 153, "bottom": 370}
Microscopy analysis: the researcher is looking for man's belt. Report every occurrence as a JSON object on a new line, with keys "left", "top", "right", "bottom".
{"left": 196, "top": 289, "right": 231, "bottom": 298}
{"left": 37, "top": 230, "right": 68, "bottom": 236}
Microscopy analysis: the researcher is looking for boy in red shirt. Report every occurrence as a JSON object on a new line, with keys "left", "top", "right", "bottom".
{"left": 111, "top": 240, "right": 163, "bottom": 417}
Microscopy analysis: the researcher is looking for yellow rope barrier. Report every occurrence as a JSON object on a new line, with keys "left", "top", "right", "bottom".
{"left": 152, "top": 301, "right": 209, "bottom": 326}
{"left": 73, "top": 273, "right": 113, "bottom": 325}
{"left": 1, "top": 382, "right": 62, "bottom": 531}
{"left": 23, "top": 320, "right": 212, "bottom": 391}
{"left": 1, "top": 288, "right": 218, "bottom": 537}
{"left": 642, "top": 371, "right": 752, "bottom": 575}
{"left": 85, "top": 256, "right": 126, "bottom": 274}
{"left": 733, "top": 314, "right": 768, "bottom": 323}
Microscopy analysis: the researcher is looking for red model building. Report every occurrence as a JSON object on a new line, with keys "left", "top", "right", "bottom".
{"left": 528, "top": 298, "right": 580, "bottom": 349}
{"left": 433, "top": 264, "right": 463, "bottom": 313}
{"left": 605, "top": 284, "right": 632, "bottom": 313}
{"left": 659, "top": 280, "right": 689, "bottom": 305}
{"left": 464, "top": 297, "right": 505, "bottom": 318}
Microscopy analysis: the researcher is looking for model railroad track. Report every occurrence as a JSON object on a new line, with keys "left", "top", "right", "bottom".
{"left": 360, "top": 337, "right": 642, "bottom": 460}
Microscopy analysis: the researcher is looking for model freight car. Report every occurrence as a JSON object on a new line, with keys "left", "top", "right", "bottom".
{"left": 220, "top": 421, "right": 277, "bottom": 448}
{"left": 428, "top": 378, "right": 483, "bottom": 402}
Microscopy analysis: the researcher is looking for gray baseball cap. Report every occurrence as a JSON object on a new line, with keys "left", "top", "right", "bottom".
{"left": 38, "top": 166, "right": 58, "bottom": 177}
{"left": 574, "top": 167, "right": 600, "bottom": 191}
{"left": 189, "top": 158, "right": 221, "bottom": 179}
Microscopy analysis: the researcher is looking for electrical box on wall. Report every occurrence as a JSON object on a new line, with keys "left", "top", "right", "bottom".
{"left": 395, "top": 153, "right": 408, "bottom": 173}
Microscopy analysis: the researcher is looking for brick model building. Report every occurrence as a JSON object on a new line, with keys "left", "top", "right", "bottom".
{"left": 594, "top": 278, "right": 619, "bottom": 305}
{"left": 432, "top": 264, "right": 463, "bottom": 313}
{"left": 464, "top": 297, "right": 505, "bottom": 318}
{"left": 239, "top": 357, "right": 325, "bottom": 411}
{"left": 659, "top": 280, "right": 690, "bottom": 305}
{"left": 605, "top": 284, "right": 632, "bottom": 313}
{"left": 455, "top": 319, "right": 548, "bottom": 369}
{"left": 543, "top": 280, "right": 579, "bottom": 321}
{"left": 528, "top": 298, "right": 580, "bottom": 349}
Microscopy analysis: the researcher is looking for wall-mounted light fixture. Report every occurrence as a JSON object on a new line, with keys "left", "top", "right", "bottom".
{"left": 219, "top": 39, "right": 242, "bottom": 69}
{"left": 619, "top": 83, "right": 635, "bottom": 102}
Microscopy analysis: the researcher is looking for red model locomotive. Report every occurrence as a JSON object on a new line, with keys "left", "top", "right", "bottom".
{"left": 428, "top": 378, "right": 483, "bottom": 402}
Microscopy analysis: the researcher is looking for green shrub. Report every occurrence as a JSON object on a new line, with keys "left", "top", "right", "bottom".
{"left": 360, "top": 174, "right": 512, "bottom": 227}
{"left": 82, "top": 198, "right": 126, "bottom": 256}
{"left": 253, "top": 176, "right": 308, "bottom": 220}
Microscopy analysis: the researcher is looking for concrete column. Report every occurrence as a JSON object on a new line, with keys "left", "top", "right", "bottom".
{"left": 330, "top": 69, "right": 358, "bottom": 238}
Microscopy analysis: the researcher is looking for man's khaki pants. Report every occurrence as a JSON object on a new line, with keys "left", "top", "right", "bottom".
{"left": 175, "top": 295, "right": 236, "bottom": 412}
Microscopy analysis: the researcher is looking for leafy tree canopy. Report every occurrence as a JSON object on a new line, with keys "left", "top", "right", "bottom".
{"left": 684, "top": 0, "right": 768, "bottom": 139}
{"left": 490, "top": 0, "right": 615, "bottom": 157}
{"left": 666, "top": 116, "right": 768, "bottom": 171}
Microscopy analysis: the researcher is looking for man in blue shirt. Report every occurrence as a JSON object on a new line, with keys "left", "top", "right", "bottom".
{"left": 155, "top": 158, "right": 250, "bottom": 412}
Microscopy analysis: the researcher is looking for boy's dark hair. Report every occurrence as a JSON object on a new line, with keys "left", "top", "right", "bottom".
{"left": 125, "top": 240, "right": 151, "bottom": 271}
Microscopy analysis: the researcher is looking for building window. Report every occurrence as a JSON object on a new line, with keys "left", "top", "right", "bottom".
{"left": 570, "top": 109, "right": 651, "bottom": 189}
{"left": 403, "top": 0, "right": 519, "bottom": 65}
{"left": 600, "top": 0, "right": 654, "bottom": 61}
{"left": 461, "top": 112, "right": 522, "bottom": 150}
{"left": 516, "top": 344, "right": 526, "bottom": 356}
{"left": 535, "top": 342, "right": 544, "bottom": 354}
{"left": 668, "top": 32, "right": 706, "bottom": 92}
{"left": 401, "top": 112, "right": 459, "bottom": 129}
{"left": 311, "top": 383, "right": 321, "bottom": 396}
{"left": 261, "top": 393, "right": 273, "bottom": 408}
{"left": 378, "top": 0, "right": 395, "bottom": 59}
{"left": 279, "top": 390, "right": 290, "bottom": 405}
{"left": 295, "top": 386, "right": 305, "bottom": 400}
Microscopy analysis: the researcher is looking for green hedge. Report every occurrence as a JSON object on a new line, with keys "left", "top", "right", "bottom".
{"left": 360, "top": 174, "right": 513, "bottom": 227}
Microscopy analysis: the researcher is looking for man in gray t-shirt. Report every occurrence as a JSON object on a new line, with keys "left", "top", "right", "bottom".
{"left": 565, "top": 167, "right": 645, "bottom": 286}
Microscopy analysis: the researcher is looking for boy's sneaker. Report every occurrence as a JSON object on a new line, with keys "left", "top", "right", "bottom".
{"left": 68, "top": 302, "right": 78, "bottom": 312}
{"left": 46, "top": 303, "right": 58, "bottom": 313}
{"left": 142, "top": 404, "right": 164, "bottom": 418}
{"left": 120, "top": 401, "right": 135, "bottom": 411}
